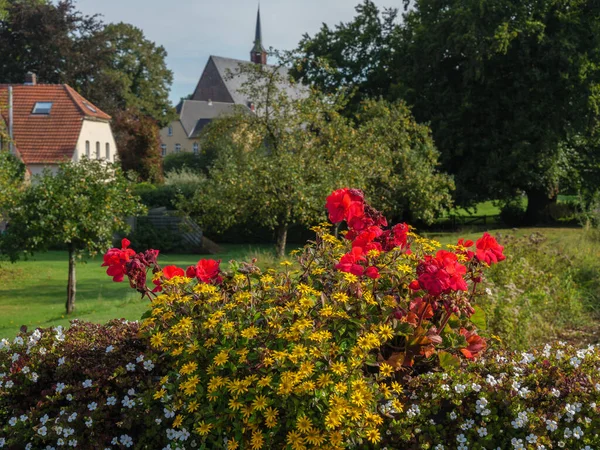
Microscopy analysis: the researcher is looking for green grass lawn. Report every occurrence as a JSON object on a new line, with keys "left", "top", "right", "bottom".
{"left": 0, "top": 244, "right": 279, "bottom": 338}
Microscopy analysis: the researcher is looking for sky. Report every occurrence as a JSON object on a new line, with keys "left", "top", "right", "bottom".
{"left": 73, "top": 0, "right": 400, "bottom": 105}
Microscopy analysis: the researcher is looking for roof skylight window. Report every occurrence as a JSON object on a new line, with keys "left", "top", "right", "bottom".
{"left": 32, "top": 102, "right": 53, "bottom": 115}
{"left": 83, "top": 102, "right": 97, "bottom": 113}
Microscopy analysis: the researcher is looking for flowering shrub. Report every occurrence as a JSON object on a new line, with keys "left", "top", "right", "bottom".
{"left": 0, "top": 320, "right": 169, "bottom": 449}
{"left": 93, "top": 188, "right": 502, "bottom": 448}
{"left": 387, "top": 342, "right": 600, "bottom": 449}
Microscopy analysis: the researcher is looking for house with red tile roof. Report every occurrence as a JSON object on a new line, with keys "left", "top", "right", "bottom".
{"left": 0, "top": 74, "right": 117, "bottom": 176}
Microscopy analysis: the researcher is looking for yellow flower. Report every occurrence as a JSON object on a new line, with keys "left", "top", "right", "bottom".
{"left": 226, "top": 438, "right": 239, "bottom": 450}
{"left": 280, "top": 260, "right": 292, "bottom": 267}
{"left": 264, "top": 406, "right": 278, "bottom": 428}
{"left": 379, "top": 362, "right": 394, "bottom": 378}
{"left": 241, "top": 326, "right": 259, "bottom": 339}
{"left": 296, "top": 415, "right": 313, "bottom": 433}
{"left": 342, "top": 272, "right": 358, "bottom": 283}
{"left": 378, "top": 323, "right": 394, "bottom": 341}
{"left": 332, "top": 292, "right": 349, "bottom": 303}
{"left": 172, "top": 414, "right": 183, "bottom": 428}
{"left": 330, "top": 361, "right": 347, "bottom": 376}
{"left": 187, "top": 400, "right": 199, "bottom": 413}
{"left": 228, "top": 398, "right": 243, "bottom": 411}
{"left": 153, "top": 389, "right": 166, "bottom": 400}
{"left": 252, "top": 394, "right": 269, "bottom": 411}
{"left": 195, "top": 421, "right": 212, "bottom": 436}
{"left": 286, "top": 430, "right": 305, "bottom": 450}
{"left": 150, "top": 331, "right": 165, "bottom": 348}
{"left": 391, "top": 381, "right": 404, "bottom": 394}
{"left": 305, "top": 427, "right": 326, "bottom": 446}
{"left": 179, "top": 361, "right": 198, "bottom": 375}
{"left": 392, "top": 399, "right": 404, "bottom": 412}
{"left": 366, "top": 428, "right": 381, "bottom": 443}
{"left": 250, "top": 430, "right": 264, "bottom": 450}
{"left": 316, "top": 373, "right": 333, "bottom": 388}
{"left": 257, "top": 375, "right": 272, "bottom": 388}
{"left": 213, "top": 349, "right": 229, "bottom": 366}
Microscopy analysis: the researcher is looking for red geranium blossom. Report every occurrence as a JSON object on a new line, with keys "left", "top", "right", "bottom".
{"left": 475, "top": 232, "right": 505, "bottom": 265}
{"left": 152, "top": 265, "right": 185, "bottom": 292}
{"left": 325, "top": 188, "right": 364, "bottom": 224}
{"left": 195, "top": 259, "right": 222, "bottom": 284}
{"left": 416, "top": 250, "right": 468, "bottom": 296}
{"left": 101, "top": 238, "right": 136, "bottom": 282}
{"left": 335, "top": 247, "right": 366, "bottom": 276}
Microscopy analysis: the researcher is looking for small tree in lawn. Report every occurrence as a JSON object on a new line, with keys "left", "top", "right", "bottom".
{"left": 0, "top": 159, "right": 145, "bottom": 314}
{"left": 0, "top": 151, "right": 25, "bottom": 224}
{"left": 179, "top": 62, "right": 367, "bottom": 259}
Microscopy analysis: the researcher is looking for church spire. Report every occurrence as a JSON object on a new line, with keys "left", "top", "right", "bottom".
{"left": 250, "top": 5, "right": 267, "bottom": 65}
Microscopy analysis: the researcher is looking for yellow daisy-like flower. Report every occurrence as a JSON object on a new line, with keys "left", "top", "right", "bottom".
{"left": 264, "top": 406, "right": 278, "bottom": 428}
{"left": 195, "top": 421, "right": 212, "bottom": 436}
{"left": 391, "top": 381, "right": 404, "bottom": 394}
{"left": 379, "top": 362, "right": 394, "bottom": 378}
{"left": 305, "top": 428, "right": 326, "bottom": 446}
{"left": 172, "top": 414, "right": 183, "bottom": 428}
{"left": 366, "top": 428, "right": 381, "bottom": 443}
{"left": 150, "top": 331, "right": 165, "bottom": 348}
{"left": 296, "top": 415, "right": 313, "bottom": 433}
{"left": 153, "top": 389, "right": 166, "bottom": 400}
{"left": 228, "top": 398, "right": 243, "bottom": 411}
{"left": 226, "top": 438, "right": 239, "bottom": 450}
{"left": 252, "top": 394, "right": 269, "bottom": 411}
{"left": 330, "top": 361, "right": 347, "bottom": 376}
{"left": 241, "top": 326, "right": 259, "bottom": 339}
{"left": 213, "top": 349, "right": 229, "bottom": 366}
{"left": 250, "top": 430, "right": 264, "bottom": 450}
{"left": 179, "top": 361, "right": 198, "bottom": 375}
{"left": 286, "top": 430, "right": 305, "bottom": 450}
{"left": 378, "top": 323, "right": 395, "bottom": 341}
{"left": 187, "top": 400, "right": 199, "bottom": 413}
{"left": 257, "top": 375, "right": 272, "bottom": 388}
{"left": 342, "top": 272, "right": 358, "bottom": 283}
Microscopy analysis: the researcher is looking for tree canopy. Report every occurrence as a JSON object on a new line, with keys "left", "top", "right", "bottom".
{"left": 296, "top": 0, "right": 600, "bottom": 223}
{"left": 0, "top": 159, "right": 145, "bottom": 313}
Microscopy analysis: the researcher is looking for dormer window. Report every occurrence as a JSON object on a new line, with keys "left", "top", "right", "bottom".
{"left": 32, "top": 102, "right": 53, "bottom": 115}
{"left": 83, "top": 102, "right": 97, "bottom": 113}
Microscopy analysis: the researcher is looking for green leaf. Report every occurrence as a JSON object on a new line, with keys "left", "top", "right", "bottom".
{"left": 470, "top": 306, "right": 487, "bottom": 331}
{"left": 438, "top": 351, "right": 461, "bottom": 371}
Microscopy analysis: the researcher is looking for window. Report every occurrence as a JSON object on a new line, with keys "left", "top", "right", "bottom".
{"left": 85, "top": 141, "right": 90, "bottom": 158}
{"left": 168, "top": 126, "right": 173, "bottom": 137}
{"left": 193, "top": 142, "right": 199, "bottom": 155}
{"left": 83, "top": 102, "right": 97, "bottom": 113}
{"left": 96, "top": 141, "right": 100, "bottom": 159}
{"left": 32, "top": 102, "right": 53, "bottom": 115}
{"left": 161, "top": 144, "right": 167, "bottom": 157}
{"left": 175, "top": 144, "right": 181, "bottom": 153}
{"left": 105, "top": 143, "right": 110, "bottom": 160}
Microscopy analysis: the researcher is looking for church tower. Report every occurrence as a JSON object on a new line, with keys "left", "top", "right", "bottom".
{"left": 250, "top": 6, "right": 267, "bottom": 65}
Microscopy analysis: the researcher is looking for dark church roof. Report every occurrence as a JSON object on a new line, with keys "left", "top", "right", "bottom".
{"left": 252, "top": 7, "right": 266, "bottom": 54}
{"left": 176, "top": 99, "right": 245, "bottom": 138}
{"left": 191, "top": 55, "right": 307, "bottom": 107}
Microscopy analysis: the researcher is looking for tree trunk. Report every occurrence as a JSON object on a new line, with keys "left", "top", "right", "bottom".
{"left": 524, "top": 187, "right": 557, "bottom": 225}
{"left": 66, "top": 247, "right": 76, "bottom": 315}
{"left": 275, "top": 224, "right": 288, "bottom": 260}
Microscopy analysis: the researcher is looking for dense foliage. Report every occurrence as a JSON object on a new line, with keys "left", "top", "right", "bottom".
{"left": 0, "top": 151, "right": 24, "bottom": 224}
{"left": 1, "top": 190, "right": 599, "bottom": 449}
{"left": 296, "top": 0, "right": 600, "bottom": 223}
{"left": 0, "top": 159, "right": 145, "bottom": 313}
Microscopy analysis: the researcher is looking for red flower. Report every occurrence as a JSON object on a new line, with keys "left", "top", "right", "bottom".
{"left": 417, "top": 250, "right": 467, "bottom": 296}
{"left": 475, "top": 232, "right": 505, "bottom": 265}
{"left": 101, "top": 239, "right": 136, "bottom": 282}
{"left": 335, "top": 247, "right": 366, "bottom": 276}
{"left": 325, "top": 188, "right": 364, "bottom": 224}
{"left": 456, "top": 238, "right": 475, "bottom": 260}
{"left": 163, "top": 265, "right": 185, "bottom": 279}
{"left": 365, "top": 266, "right": 380, "bottom": 279}
{"left": 196, "top": 259, "right": 222, "bottom": 284}
{"left": 352, "top": 226, "right": 383, "bottom": 252}
{"left": 459, "top": 328, "right": 487, "bottom": 359}
{"left": 186, "top": 265, "right": 197, "bottom": 278}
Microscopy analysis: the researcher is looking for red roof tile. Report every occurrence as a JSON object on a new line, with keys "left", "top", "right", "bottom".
{"left": 0, "top": 84, "right": 111, "bottom": 165}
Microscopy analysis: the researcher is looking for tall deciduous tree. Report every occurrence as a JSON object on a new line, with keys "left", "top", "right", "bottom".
{"left": 0, "top": 150, "right": 25, "bottom": 223}
{"left": 297, "top": 0, "right": 600, "bottom": 223}
{"left": 0, "top": 159, "right": 145, "bottom": 314}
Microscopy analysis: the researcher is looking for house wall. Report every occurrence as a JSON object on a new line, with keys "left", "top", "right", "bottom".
{"left": 159, "top": 120, "right": 200, "bottom": 156}
{"left": 28, "top": 164, "right": 59, "bottom": 177}
{"left": 73, "top": 119, "right": 118, "bottom": 162}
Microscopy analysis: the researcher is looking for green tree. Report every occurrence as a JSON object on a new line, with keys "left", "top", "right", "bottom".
{"left": 296, "top": 0, "right": 600, "bottom": 224}
{"left": 113, "top": 107, "right": 164, "bottom": 183}
{"left": 0, "top": 159, "right": 145, "bottom": 314}
{"left": 0, "top": 150, "right": 25, "bottom": 223}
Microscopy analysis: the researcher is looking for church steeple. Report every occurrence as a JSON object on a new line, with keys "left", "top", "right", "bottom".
{"left": 250, "top": 5, "right": 267, "bottom": 65}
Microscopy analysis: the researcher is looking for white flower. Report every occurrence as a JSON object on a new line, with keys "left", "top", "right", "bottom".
{"left": 13, "top": 336, "right": 23, "bottom": 345}
{"left": 120, "top": 434, "right": 133, "bottom": 448}
{"left": 511, "top": 438, "right": 525, "bottom": 450}
{"left": 486, "top": 375, "right": 498, "bottom": 386}
{"left": 471, "top": 383, "right": 481, "bottom": 392}
{"left": 19, "top": 415, "right": 27, "bottom": 422}
{"left": 4, "top": 380, "right": 13, "bottom": 389}
{"left": 106, "top": 396, "right": 117, "bottom": 406}
{"left": 164, "top": 408, "right": 175, "bottom": 419}
{"left": 88, "top": 402, "right": 97, "bottom": 411}
{"left": 68, "top": 413, "right": 77, "bottom": 423}
{"left": 449, "top": 411, "right": 457, "bottom": 420}
{"left": 105, "top": 345, "right": 114, "bottom": 353}
{"left": 68, "top": 439, "right": 77, "bottom": 447}
{"left": 25, "top": 444, "right": 32, "bottom": 450}
{"left": 460, "top": 419, "right": 475, "bottom": 430}
{"left": 128, "top": 388, "right": 135, "bottom": 396}
{"left": 82, "top": 379, "right": 92, "bottom": 388}
{"left": 456, "top": 434, "right": 467, "bottom": 444}
{"left": 9, "top": 417, "right": 17, "bottom": 426}
{"left": 66, "top": 394, "right": 73, "bottom": 401}
{"left": 572, "top": 426, "right": 584, "bottom": 439}
{"left": 22, "top": 366, "right": 30, "bottom": 374}
{"left": 11, "top": 353, "right": 19, "bottom": 362}
{"left": 0, "top": 437, "right": 5, "bottom": 448}
{"left": 570, "top": 357, "right": 582, "bottom": 368}
{"left": 518, "top": 387, "right": 530, "bottom": 398}
{"left": 454, "top": 384, "right": 466, "bottom": 393}
{"left": 457, "top": 445, "right": 468, "bottom": 450}
{"left": 122, "top": 396, "right": 136, "bottom": 409}
{"left": 564, "top": 428, "right": 573, "bottom": 439}
{"left": 526, "top": 434, "right": 537, "bottom": 443}
{"left": 38, "top": 426, "right": 48, "bottom": 436}
{"left": 143, "top": 359, "right": 155, "bottom": 371}
{"left": 520, "top": 353, "right": 535, "bottom": 364}
{"left": 551, "top": 388, "right": 560, "bottom": 397}
{"left": 56, "top": 383, "right": 66, "bottom": 393}
{"left": 40, "top": 414, "right": 49, "bottom": 424}
{"left": 126, "top": 363, "right": 136, "bottom": 372}
{"left": 441, "top": 384, "right": 450, "bottom": 391}
{"left": 136, "top": 354, "right": 144, "bottom": 363}
{"left": 545, "top": 419, "right": 557, "bottom": 431}
{"left": 434, "top": 445, "right": 444, "bottom": 450}
{"left": 477, "top": 427, "right": 488, "bottom": 437}
{"left": 85, "top": 418, "right": 93, "bottom": 428}
{"left": 57, "top": 438, "right": 64, "bottom": 446}
{"left": 31, "top": 372, "right": 38, "bottom": 383}
{"left": 557, "top": 441, "right": 565, "bottom": 448}
{"left": 58, "top": 357, "right": 66, "bottom": 366}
